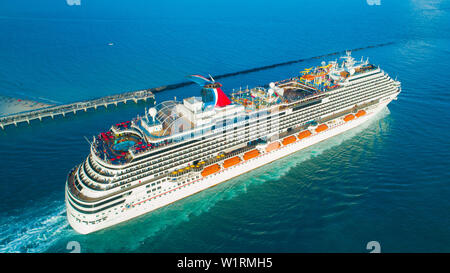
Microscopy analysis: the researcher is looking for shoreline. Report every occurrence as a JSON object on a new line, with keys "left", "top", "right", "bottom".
{"left": 0, "top": 95, "right": 54, "bottom": 117}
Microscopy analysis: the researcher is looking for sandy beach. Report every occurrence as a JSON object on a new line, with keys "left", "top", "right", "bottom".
{"left": 0, "top": 95, "right": 54, "bottom": 117}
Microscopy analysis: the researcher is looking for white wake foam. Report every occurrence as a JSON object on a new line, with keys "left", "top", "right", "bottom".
{"left": 0, "top": 201, "right": 69, "bottom": 253}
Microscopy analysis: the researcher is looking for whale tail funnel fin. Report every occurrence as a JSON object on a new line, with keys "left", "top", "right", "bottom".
{"left": 188, "top": 74, "right": 231, "bottom": 108}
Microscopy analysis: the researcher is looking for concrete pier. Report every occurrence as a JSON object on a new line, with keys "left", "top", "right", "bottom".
{"left": 0, "top": 89, "right": 154, "bottom": 130}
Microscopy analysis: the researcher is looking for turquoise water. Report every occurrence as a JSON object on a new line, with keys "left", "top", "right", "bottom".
{"left": 0, "top": 0, "right": 449, "bottom": 252}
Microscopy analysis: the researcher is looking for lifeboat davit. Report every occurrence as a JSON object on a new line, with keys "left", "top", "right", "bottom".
{"left": 315, "top": 124, "right": 328, "bottom": 133}
{"left": 298, "top": 130, "right": 312, "bottom": 140}
{"left": 243, "top": 149, "right": 260, "bottom": 161}
{"left": 282, "top": 136, "right": 297, "bottom": 146}
{"left": 201, "top": 164, "right": 221, "bottom": 177}
{"left": 344, "top": 114, "right": 355, "bottom": 122}
{"left": 265, "top": 141, "right": 281, "bottom": 153}
{"left": 223, "top": 156, "right": 242, "bottom": 168}
{"left": 355, "top": 110, "right": 366, "bottom": 118}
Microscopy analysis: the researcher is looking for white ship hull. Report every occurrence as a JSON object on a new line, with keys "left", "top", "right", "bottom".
{"left": 67, "top": 98, "right": 394, "bottom": 234}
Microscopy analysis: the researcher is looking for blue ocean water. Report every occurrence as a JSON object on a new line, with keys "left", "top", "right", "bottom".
{"left": 0, "top": 0, "right": 449, "bottom": 252}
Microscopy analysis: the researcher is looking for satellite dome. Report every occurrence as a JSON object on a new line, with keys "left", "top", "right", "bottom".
{"left": 148, "top": 108, "right": 157, "bottom": 120}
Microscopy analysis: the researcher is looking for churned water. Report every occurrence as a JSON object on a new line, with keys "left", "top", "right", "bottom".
{"left": 0, "top": 0, "right": 449, "bottom": 252}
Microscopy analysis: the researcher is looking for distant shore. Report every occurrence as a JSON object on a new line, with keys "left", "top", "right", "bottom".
{"left": 0, "top": 95, "right": 54, "bottom": 117}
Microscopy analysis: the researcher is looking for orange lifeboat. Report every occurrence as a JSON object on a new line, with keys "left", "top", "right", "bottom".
{"left": 298, "top": 130, "right": 312, "bottom": 140}
{"left": 302, "top": 74, "right": 316, "bottom": 81}
{"left": 282, "top": 135, "right": 297, "bottom": 146}
{"left": 243, "top": 149, "right": 260, "bottom": 161}
{"left": 265, "top": 141, "right": 280, "bottom": 153}
{"left": 223, "top": 156, "right": 242, "bottom": 168}
{"left": 344, "top": 114, "right": 355, "bottom": 122}
{"left": 355, "top": 110, "right": 366, "bottom": 118}
{"left": 201, "top": 164, "right": 221, "bottom": 177}
{"left": 315, "top": 124, "right": 328, "bottom": 133}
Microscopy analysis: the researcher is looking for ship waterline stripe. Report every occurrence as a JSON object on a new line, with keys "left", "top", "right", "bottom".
{"left": 68, "top": 198, "right": 125, "bottom": 214}
{"left": 67, "top": 190, "right": 125, "bottom": 208}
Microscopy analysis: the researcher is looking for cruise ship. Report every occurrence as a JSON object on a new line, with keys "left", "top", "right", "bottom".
{"left": 65, "top": 51, "right": 401, "bottom": 234}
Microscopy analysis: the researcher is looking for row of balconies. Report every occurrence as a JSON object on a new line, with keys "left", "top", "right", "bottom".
{"left": 83, "top": 109, "right": 300, "bottom": 190}
{"left": 288, "top": 78, "right": 391, "bottom": 125}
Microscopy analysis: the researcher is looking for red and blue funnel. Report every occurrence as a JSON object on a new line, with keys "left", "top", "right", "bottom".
{"left": 187, "top": 75, "right": 231, "bottom": 108}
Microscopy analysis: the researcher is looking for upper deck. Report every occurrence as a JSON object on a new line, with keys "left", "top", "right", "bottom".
{"left": 89, "top": 51, "right": 378, "bottom": 167}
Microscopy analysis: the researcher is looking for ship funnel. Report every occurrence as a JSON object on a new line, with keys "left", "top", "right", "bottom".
{"left": 187, "top": 74, "right": 231, "bottom": 108}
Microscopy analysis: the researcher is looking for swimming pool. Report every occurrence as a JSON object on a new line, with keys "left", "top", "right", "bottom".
{"left": 113, "top": 140, "right": 136, "bottom": 151}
